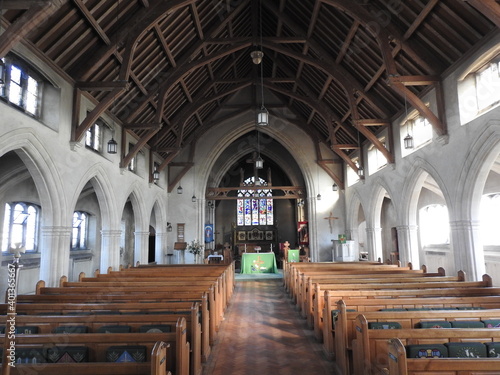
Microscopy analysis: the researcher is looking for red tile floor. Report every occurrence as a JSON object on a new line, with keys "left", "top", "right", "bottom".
{"left": 202, "top": 279, "right": 340, "bottom": 375}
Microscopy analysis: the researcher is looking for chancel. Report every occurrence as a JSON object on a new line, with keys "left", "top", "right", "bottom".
{"left": 1, "top": 1, "right": 500, "bottom": 375}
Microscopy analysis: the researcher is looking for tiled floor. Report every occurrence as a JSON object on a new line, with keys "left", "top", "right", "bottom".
{"left": 202, "top": 279, "right": 340, "bottom": 375}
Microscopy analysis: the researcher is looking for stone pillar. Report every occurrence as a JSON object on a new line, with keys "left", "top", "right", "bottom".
{"left": 365, "top": 226, "right": 382, "bottom": 262}
{"left": 39, "top": 226, "right": 72, "bottom": 286}
{"left": 156, "top": 231, "right": 168, "bottom": 264}
{"left": 396, "top": 225, "right": 420, "bottom": 269}
{"left": 134, "top": 230, "right": 150, "bottom": 266}
{"left": 450, "top": 220, "right": 485, "bottom": 281}
{"left": 100, "top": 230, "right": 121, "bottom": 272}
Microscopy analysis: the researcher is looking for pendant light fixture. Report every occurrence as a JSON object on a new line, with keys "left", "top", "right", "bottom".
{"left": 356, "top": 127, "right": 364, "bottom": 178}
{"left": 153, "top": 165, "right": 160, "bottom": 182}
{"left": 107, "top": 134, "right": 117, "bottom": 154}
{"left": 316, "top": 164, "right": 321, "bottom": 200}
{"left": 255, "top": 130, "right": 264, "bottom": 169}
{"left": 403, "top": 93, "right": 414, "bottom": 149}
{"left": 256, "top": 0, "right": 268, "bottom": 126}
{"left": 107, "top": 1, "right": 120, "bottom": 155}
{"left": 0, "top": 1, "right": 5, "bottom": 87}
{"left": 191, "top": 165, "right": 196, "bottom": 202}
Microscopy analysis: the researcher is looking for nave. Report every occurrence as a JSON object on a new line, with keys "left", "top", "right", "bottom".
{"left": 202, "top": 278, "right": 338, "bottom": 375}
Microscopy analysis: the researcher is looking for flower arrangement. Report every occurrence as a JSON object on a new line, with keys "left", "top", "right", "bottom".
{"left": 187, "top": 240, "right": 204, "bottom": 255}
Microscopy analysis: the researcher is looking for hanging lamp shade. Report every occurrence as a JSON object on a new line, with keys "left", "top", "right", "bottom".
{"left": 107, "top": 137, "right": 117, "bottom": 154}
{"left": 257, "top": 106, "right": 268, "bottom": 126}
{"left": 357, "top": 166, "right": 364, "bottom": 177}
{"left": 404, "top": 134, "right": 414, "bottom": 149}
{"left": 255, "top": 155, "right": 264, "bottom": 169}
{"left": 250, "top": 50, "right": 263, "bottom": 64}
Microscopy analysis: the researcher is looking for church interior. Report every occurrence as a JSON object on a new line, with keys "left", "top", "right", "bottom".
{"left": 1, "top": 0, "right": 500, "bottom": 374}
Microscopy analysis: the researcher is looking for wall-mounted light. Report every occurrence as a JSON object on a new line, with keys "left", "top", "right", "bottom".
{"left": 192, "top": 195, "right": 196, "bottom": 202}
{"left": 332, "top": 182, "right": 338, "bottom": 191}
{"left": 207, "top": 200, "right": 214, "bottom": 209}
{"left": 177, "top": 185, "right": 183, "bottom": 194}
{"left": 297, "top": 199, "right": 304, "bottom": 207}
{"left": 357, "top": 166, "right": 364, "bottom": 178}
{"left": 153, "top": 167, "right": 160, "bottom": 182}
{"left": 316, "top": 193, "right": 322, "bottom": 201}
{"left": 167, "top": 222, "right": 172, "bottom": 232}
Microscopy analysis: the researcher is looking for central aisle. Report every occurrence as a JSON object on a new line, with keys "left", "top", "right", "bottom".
{"left": 202, "top": 279, "right": 339, "bottom": 375}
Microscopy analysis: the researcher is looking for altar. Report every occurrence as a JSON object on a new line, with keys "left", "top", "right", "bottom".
{"left": 240, "top": 252, "right": 278, "bottom": 274}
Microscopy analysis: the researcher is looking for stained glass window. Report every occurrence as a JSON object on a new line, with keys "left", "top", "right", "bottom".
{"left": 237, "top": 177, "right": 273, "bottom": 226}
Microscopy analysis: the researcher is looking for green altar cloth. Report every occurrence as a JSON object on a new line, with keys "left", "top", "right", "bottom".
{"left": 288, "top": 249, "right": 300, "bottom": 263}
{"left": 240, "top": 252, "right": 278, "bottom": 274}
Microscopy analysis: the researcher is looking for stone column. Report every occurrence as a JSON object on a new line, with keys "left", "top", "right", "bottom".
{"left": 100, "top": 230, "right": 121, "bottom": 272}
{"left": 365, "top": 226, "right": 382, "bottom": 262}
{"left": 39, "top": 226, "right": 72, "bottom": 286}
{"left": 156, "top": 231, "right": 168, "bottom": 264}
{"left": 134, "top": 230, "right": 150, "bottom": 266}
{"left": 450, "top": 220, "right": 485, "bottom": 281}
{"left": 396, "top": 225, "right": 420, "bottom": 269}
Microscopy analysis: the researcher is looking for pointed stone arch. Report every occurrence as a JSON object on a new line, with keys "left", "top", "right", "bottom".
{"left": 401, "top": 157, "right": 452, "bottom": 272}
{"left": 0, "top": 130, "right": 67, "bottom": 286}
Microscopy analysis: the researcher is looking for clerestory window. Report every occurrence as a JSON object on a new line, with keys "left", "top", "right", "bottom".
{"left": 1, "top": 56, "right": 41, "bottom": 117}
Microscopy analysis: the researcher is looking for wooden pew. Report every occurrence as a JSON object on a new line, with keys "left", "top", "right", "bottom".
{"left": 17, "top": 287, "right": 217, "bottom": 349}
{"left": 322, "top": 290, "right": 500, "bottom": 358}
{"left": 1, "top": 317, "right": 190, "bottom": 375}
{"left": 333, "top": 299, "right": 500, "bottom": 375}
{"left": 354, "top": 314, "right": 500, "bottom": 375}
{"left": 1, "top": 300, "right": 209, "bottom": 373}
{"left": 310, "top": 272, "right": 480, "bottom": 334}
{"left": 1, "top": 305, "right": 203, "bottom": 375}
{"left": 293, "top": 266, "right": 448, "bottom": 315}
{"left": 0, "top": 341, "right": 171, "bottom": 375}
{"left": 55, "top": 278, "right": 226, "bottom": 329}
{"left": 282, "top": 261, "right": 382, "bottom": 292}
{"left": 311, "top": 271, "right": 468, "bottom": 341}
{"left": 387, "top": 338, "right": 500, "bottom": 375}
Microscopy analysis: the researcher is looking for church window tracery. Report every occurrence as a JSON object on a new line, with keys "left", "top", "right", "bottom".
{"left": 237, "top": 177, "right": 273, "bottom": 226}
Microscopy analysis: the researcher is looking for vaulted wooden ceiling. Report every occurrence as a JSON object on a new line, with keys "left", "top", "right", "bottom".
{"left": 1, "top": 0, "right": 498, "bottom": 185}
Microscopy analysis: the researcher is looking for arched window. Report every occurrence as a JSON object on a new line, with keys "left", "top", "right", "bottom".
{"left": 71, "top": 211, "right": 89, "bottom": 250}
{"left": 480, "top": 193, "right": 500, "bottom": 246}
{"left": 237, "top": 177, "right": 273, "bottom": 226}
{"left": 419, "top": 204, "right": 449, "bottom": 246}
{"left": 2, "top": 202, "right": 39, "bottom": 252}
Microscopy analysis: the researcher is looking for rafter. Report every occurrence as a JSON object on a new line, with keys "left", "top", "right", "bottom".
{"left": 0, "top": 0, "right": 66, "bottom": 59}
